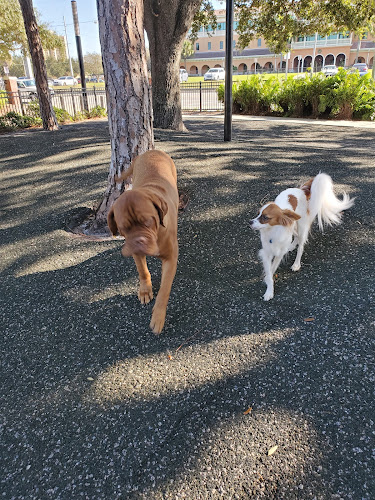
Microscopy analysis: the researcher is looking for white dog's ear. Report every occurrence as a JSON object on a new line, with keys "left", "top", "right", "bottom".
{"left": 280, "top": 209, "right": 301, "bottom": 226}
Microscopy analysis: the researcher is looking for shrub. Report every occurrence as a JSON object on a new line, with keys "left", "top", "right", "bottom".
{"left": 88, "top": 105, "right": 107, "bottom": 118}
{"left": 53, "top": 107, "right": 72, "bottom": 124}
{"left": 0, "top": 111, "right": 41, "bottom": 130}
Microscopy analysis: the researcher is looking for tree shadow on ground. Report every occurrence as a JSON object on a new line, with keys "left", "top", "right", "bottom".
{"left": 1, "top": 118, "right": 374, "bottom": 498}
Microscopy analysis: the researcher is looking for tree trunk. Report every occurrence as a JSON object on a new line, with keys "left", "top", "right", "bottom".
{"left": 18, "top": 0, "right": 58, "bottom": 131}
{"left": 93, "top": 0, "right": 153, "bottom": 231}
{"left": 144, "top": 0, "right": 201, "bottom": 131}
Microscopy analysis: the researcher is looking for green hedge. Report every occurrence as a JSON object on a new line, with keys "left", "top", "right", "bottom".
{"left": 218, "top": 68, "right": 375, "bottom": 121}
{"left": 0, "top": 104, "right": 107, "bottom": 131}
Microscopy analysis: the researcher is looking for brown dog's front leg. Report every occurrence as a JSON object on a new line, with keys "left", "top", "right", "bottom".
{"left": 150, "top": 250, "right": 178, "bottom": 334}
{"left": 132, "top": 255, "right": 153, "bottom": 304}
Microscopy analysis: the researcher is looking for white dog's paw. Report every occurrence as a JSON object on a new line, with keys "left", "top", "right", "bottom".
{"left": 263, "top": 290, "right": 274, "bottom": 301}
{"left": 291, "top": 262, "right": 301, "bottom": 272}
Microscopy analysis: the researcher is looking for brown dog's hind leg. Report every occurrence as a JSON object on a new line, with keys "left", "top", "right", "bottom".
{"left": 133, "top": 255, "right": 153, "bottom": 304}
{"left": 150, "top": 249, "right": 178, "bottom": 334}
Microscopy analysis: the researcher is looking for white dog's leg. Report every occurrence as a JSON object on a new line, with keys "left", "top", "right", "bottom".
{"left": 291, "top": 226, "right": 309, "bottom": 271}
{"left": 259, "top": 249, "right": 274, "bottom": 301}
{"left": 271, "top": 255, "right": 282, "bottom": 274}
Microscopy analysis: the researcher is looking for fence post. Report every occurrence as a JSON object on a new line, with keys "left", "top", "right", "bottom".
{"left": 71, "top": 87, "right": 76, "bottom": 115}
{"left": 18, "top": 90, "right": 25, "bottom": 115}
{"left": 199, "top": 81, "right": 202, "bottom": 113}
{"left": 93, "top": 86, "right": 97, "bottom": 107}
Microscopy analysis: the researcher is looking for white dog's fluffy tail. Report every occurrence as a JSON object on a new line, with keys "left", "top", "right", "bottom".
{"left": 309, "top": 173, "right": 354, "bottom": 231}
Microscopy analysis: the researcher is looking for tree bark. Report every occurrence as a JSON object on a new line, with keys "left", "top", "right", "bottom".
{"left": 18, "top": 0, "right": 58, "bottom": 131}
{"left": 93, "top": 0, "right": 153, "bottom": 230}
{"left": 144, "top": 0, "right": 201, "bottom": 131}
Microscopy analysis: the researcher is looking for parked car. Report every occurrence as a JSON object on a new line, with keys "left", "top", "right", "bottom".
{"left": 179, "top": 69, "right": 188, "bottom": 82}
{"left": 17, "top": 78, "right": 54, "bottom": 98}
{"left": 322, "top": 65, "right": 338, "bottom": 76}
{"left": 53, "top": 76, "right": 78, "bottom": 86}
{"left": 350, "top": 63, "right": 369, "bottom": 76}
{"left": 204, "top": 68, "right": 225, "bottom": 81}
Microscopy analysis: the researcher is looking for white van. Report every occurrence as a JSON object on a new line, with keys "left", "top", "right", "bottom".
{"left": 204, "top": 68, "right": 225, "bottom": 81}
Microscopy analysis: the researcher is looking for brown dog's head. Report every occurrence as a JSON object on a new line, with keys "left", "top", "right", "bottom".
{"left": 107, "top": 189, "right": 168, "bottom": 257}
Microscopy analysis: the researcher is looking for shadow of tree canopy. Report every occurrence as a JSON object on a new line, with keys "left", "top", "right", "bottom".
{"left": 1, "top": 117, "right": 374, "bottom": 498}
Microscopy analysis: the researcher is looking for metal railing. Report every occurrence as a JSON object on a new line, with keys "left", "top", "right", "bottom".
{"left": 0, "top": 87, "right": 107, "bottom": 117}
{"left": 180, "top": 81, "right": 223, "bottom": 111}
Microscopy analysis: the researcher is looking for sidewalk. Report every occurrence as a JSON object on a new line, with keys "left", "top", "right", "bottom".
{"left": 1, "top": 117, "right": 374, "bottom": 498}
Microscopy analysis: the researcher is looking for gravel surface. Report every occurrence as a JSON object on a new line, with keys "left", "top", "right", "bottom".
{"left": 1, "top": 116, "right": 374, "bottom": 499}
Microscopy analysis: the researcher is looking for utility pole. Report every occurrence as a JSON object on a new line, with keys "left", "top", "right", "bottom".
{"left": 224, "top": 0, "right": 234, "bottom": 141}
{"left": 63, "top": 16, "right": 74, "bottom": 79}
{"left": 71, "top": 0, "right": 88, "bottom": 110}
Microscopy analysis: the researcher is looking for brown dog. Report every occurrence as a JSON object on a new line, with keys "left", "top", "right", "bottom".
{"left": 107, "top": 150, "right": 179, "bottom": 334}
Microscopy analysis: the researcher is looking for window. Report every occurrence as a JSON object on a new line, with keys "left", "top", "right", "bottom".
{"left": 305, "top": 35, "right": 315, "bottom": 41}
{"left": 257, "top": 38, "right": 261, "bottom": 47}
{"left": 327, "top": 32, "right": 338, "bottom": 39}
{"left": 220, "top": 41, "right": 223, "bottom": 50}
{"left": 233, "top": 40, "right": 236, "bottom": 48}
{"left": 233, "top": 21, "right": 239, "bottom": 29}
{"left": 297, "top": 36, "right": 304, "bottom": 42}
{"left": 208, "top": 42, "right": 211, "bottom": 50}
{"left": 338, "top": 31, "right": 350, "bottom": 39}
{"left": 217, "top": 23, "right": 225, "bottom": 30}
{"left": 196, "top": 43, "right": 199, "bottom": 51}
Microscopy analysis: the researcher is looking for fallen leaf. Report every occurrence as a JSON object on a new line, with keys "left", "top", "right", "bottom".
{"left": 268, "top": 445, "right": 278, "bottom": 456}
{"left": 304, "top": 317, "right": 315, "bottom": 322}
{"left": 167, "top": 354, "right": 173, "bottom": 360}
{"left": 87, "top": 377, "right": 94, "bottom": 381}
{"left": 243, "top": 407, "right": 253, "bottom": 415}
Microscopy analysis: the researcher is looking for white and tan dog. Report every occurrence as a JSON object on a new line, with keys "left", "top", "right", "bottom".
{"left": 250, "top": 173, "right": 354, "bottom": 301}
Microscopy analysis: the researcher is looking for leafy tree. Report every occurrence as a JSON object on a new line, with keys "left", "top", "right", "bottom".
{"left": 83, "top": 52, "right": 103, "bottom": 78}
{"left": 181, "top": 40, "right": 194, "bottom": 70}
{"left": 45, "top": 57, "right": 79, "bottom": 79}
{"left": 18, "top": 0, "right": 58, "bottom": 130}
{"left": 0, "top": 0, "right": 63, "bottom": 63}
{"left": 234, "top": 0, "right": 375, "bottom": 53}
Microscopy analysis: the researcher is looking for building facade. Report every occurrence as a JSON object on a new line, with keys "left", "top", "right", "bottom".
{"left": 183, "top": 9, "right": 375, "bottom": 75}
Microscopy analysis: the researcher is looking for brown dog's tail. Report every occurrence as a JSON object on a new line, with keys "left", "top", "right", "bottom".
{"left": 115, "top": 162, "right": 134, "bottom": 183}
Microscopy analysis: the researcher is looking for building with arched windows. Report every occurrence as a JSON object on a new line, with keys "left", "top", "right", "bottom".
{"left": 182, "top": 10, "right": 375, "bottom": 76}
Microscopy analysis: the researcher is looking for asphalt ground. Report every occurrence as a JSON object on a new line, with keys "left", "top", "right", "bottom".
{"left": 1, "top": 116, "right": 374, "bottom": 499}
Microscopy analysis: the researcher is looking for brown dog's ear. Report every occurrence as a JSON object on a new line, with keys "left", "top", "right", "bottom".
{"left": 107, "top": 207, "right": 118, "bottom": 235}
{"left": 150, "top": 195, "right": 168, "bottom": 227}
{"left": 279, "top": 209, "right": 301, "bottom": 226}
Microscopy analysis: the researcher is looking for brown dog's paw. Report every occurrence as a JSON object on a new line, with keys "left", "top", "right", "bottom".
{"left": 138, "top": 284, "right": 153, "bottom": 304}
{"left": 150, "top": 308, "right": 166, "bottom": 334}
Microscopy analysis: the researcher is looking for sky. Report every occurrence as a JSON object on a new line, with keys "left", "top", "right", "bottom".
{"left": 32, "top": 0, "right": 226, "bottom": 59}
{"left": 33, "top": 0, "right": 101, "bottom": 57}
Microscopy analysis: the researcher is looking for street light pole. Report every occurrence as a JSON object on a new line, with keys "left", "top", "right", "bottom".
{"left": 71, "top": 0, "right": 88, "bottom": 110}
{"left": 63, "top": 16, "right": 74, "bottom": 79}
{"left": 224, "top": 0, "right": 234, "bottom": 141}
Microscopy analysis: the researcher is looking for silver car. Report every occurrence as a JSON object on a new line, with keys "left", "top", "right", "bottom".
{"left": 350, "top": 63, "right": 369, "bottom": 76}
{"left": 204, "top": 68, "right": 225, "bottom": 81}
{"left": 17, "top": 78, "right": 54, "bottom": 98}
{"left": 322, "top": 65, "right": 338, "bottom": 76}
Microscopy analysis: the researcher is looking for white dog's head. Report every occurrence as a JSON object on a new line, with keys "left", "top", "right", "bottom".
{"left": 250, "top": 203, "right": 301, "bottom": 230}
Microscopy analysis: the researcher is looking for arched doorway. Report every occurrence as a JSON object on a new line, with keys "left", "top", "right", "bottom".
{"left": 314, "top": 55, "right": 323, "bottom": 72}
{"left": 325, "top": 54, "right": 334, "bottom": 65}
{"left": 264, "top": 62, "right": 273, "bottom": 72}
{"left": 201, "top": 65, "right": 210, "bottom": 75}
{"left": 251, "top": 62, "right": 261, "bottom": 72}
{"left": 190, "top": 65, "right": 198, "bottom": 75}
{"left": 336, "top": 54, "right": 346, "bottom": 67}
{"left": 303, "top": 56, "right": 312, "bottom": 70}
{"left": 238, "top": 63, "right": 248, "bottom": 73}
{"left": 356, "top": 56, "right": 365, "bottom": 63}
{"left": 370, "top": 57, "right": 374, "bottom": 68}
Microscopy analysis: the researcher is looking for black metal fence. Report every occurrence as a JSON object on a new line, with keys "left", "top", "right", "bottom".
{"left": 0, "top": 83, "right": 224, "bottom": 117}
{"left": 0, "top": 87, "right": 107, "bottom": 117}
{"left": 180, "top": 81, "right": 223, "bottom": 111}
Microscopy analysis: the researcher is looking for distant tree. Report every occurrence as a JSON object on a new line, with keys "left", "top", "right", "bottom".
{"left": 181, "top": 40, "right": 194, "bottom": 70}
{"left": 45, "top": 57, "right": 79, "bottom": 79}
{"left": 18, "top": 0, "right": 58, "bottom": 130}
{"left": 234, "top": 0, "right": 375, "bottom": 53}
{"left": 83, "top": 52, "right": 103, "bottom": 78}
{"left": 94, "top": 0, "right": 153, "bottom": 229}
{"left": 0, "top": 0, "right": 63, "bottom": 63}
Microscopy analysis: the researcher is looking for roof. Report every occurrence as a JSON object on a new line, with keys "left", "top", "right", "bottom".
{"left": 187, "top": 48, "right": 274, "bottom": 61}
